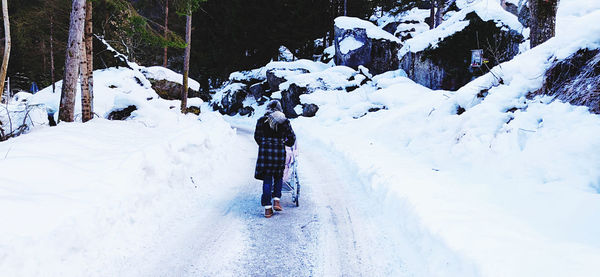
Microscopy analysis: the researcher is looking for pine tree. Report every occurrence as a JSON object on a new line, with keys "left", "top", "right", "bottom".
{"left": 174, "top": 0, "right": 203, "bottom": 113}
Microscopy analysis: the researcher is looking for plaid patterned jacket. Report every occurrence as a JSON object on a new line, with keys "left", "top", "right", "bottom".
{"left": 254, "top": 116, "right": 296, "bottom": 180}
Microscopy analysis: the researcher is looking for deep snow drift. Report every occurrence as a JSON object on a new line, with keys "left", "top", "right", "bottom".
{"left": 0, "top": 65, "right": 250, "bottom": 276}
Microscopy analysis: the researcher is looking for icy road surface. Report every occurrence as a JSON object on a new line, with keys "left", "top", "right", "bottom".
{"left": 160, "top": 126, "right": 474, "bottom": 277}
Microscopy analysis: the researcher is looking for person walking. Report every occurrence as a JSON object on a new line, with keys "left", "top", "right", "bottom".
{"left": 254, "top": 100, "right": 296, "bottom": 218}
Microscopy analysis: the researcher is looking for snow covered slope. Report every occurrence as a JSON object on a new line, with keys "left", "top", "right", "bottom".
{"left": 0, "top": 66, "right": 245, "bottom": 276}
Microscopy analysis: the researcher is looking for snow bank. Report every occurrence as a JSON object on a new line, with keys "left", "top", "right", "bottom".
{"left": 288, "top": 2, "right": 600, "bottom": 275}
{"left": 0, "top": 111, "right": 249, "bottom": 276}
{"left": 28, "top": 64, "right": 205, "bottom": 124}
{"left": 279, "top": 65, "right": 356, "bottom": 92}
{"left": 1, "top": 59, "right": 248, "bottom": 275}
{"left": 228, "top": 59, "right": 330, "bottom": 83}
{"left": 335, "top": 16, "right": 401, "bottom": 43}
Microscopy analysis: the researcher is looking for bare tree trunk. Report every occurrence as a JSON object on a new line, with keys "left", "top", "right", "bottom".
{"left": 0, "top": 0, "right": 10, "bottom": 103}
{"left": 343, "top": 0, "right": 347, "bottom": 16}
{"left": 435, "top": 0, "right": 444, "bottom": 27}
{"left": 163, "top": 0, "right": 169, "bottom": 67}
{"left": 59, "top": 0, "right": 86, "bottom": 123}
{"left": 50, "top": 14, "right": 56, "bottom": 93}
{"left": 181, "top": 10, "right": 191, "bottom": 113}
{"left": 80, "top": 38, "right": 91, "bottom": 122}
{"left": 530, "top": 0, "right": 559, "bottom": 48}
{"left": 429, "top": 0, "right": 435, "bottom": 29}
{"left": 42, "top": 41, "right": 47, "bottom": 74}
{"left": 85, "top": 0, "right": 93, "bottom": 116}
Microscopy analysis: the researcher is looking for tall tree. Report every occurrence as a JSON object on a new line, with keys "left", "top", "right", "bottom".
{"left": 80, "top": 0, "right": 93, "bottom": 123}
{"left": 181, "top": 5, "right": 191, "bottom": 113}
{"left": 530, "top": 0, "right": 559, "bottom": 48}
{"left": 175, "top": 0, "right": 202, "bottom": 113}
{"left": 85, "top": 0, "right": 93, "bottom": 114}
{"left": 434, "top": 0, "right": 444, "bottom": 27}
{"left": 0, "top": 0, "right": 10, "bottom": 103}
{"left": 59, "top": 0, "right": 86, "bottom": 123}
{"left": 163, "top": 0, "right": 169, "bottom": 67}
{"left": 344, "top": 0, "right": 347, "bottom": 16}
{"left": 429, "top": 0, "right": 435, "bottom": 29}
{"left": 50, "top": 13, "right": 56, "bottom": 93}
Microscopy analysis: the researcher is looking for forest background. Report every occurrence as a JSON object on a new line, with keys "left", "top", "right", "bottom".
{"left": 3, "top": 0, "right": 412, "bottom": 93}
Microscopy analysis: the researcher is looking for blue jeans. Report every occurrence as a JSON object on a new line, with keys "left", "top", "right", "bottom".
{"left": 262, "top": 173, "right": 282, "bottom": 207}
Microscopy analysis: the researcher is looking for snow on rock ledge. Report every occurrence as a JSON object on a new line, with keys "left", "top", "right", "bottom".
{"left": 140, "top": 66, "right": 210, "bottom": 102}
{"left": 399, "top": 5, "right": 524, "bottom": 90}
{"left": 334, "top": 16, "right": 402, "bottom": 75}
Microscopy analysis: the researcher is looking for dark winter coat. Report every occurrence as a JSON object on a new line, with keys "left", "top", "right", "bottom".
{"left": 254, "top": 111, "right": 296, "bottom": 180}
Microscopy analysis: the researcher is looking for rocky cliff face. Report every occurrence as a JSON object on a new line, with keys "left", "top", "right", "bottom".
{"left": 400, "top": 12, "right": 523, "bottom": 90}
{"left": 531, "top": 49, "right": 600, "bottom": 114}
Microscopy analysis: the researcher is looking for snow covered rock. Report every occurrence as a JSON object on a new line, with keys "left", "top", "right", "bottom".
{"left": 249, "top": 82, "right": 269, "bottom": 100}
{"left": 276, "top": 45, "right": 296, "bottom": 62}
{"left": 107, "top": 105, "right": 137, "bottom": 120}
{"left": 141, "top": 67, "right": 210, "bottom": 102}
{"left": 266, "top": 68, "right": 309, "bottom": 92}
{"left": 281, "top": 84, "right": 307, "bottom": 118}
{"left": 400, "top": 10, "right": 523, "bottom": 90}
{"left": 334, "top": 16, "right": 402, "bottom": 75}
{"left": 212, "top": 83, "right": 249, "bottom": 116}
{"left": 147, "top": 79, "right": 208, "bottom": 102}
{"left": 501, "top": 0, "right": 530, "bottom": 27}
{"left": 301, "top": 103, "right": 319, "bottom": 117}
{"left": 530, "top": 49, "right": 600, "bottom": 114}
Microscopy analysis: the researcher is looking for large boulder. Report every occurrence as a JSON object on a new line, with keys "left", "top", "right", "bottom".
{"left": 266, "top": 68, "right": 309, "bottom": 91}
{"left": 334, "top": 16, "right": 402, "bottom": 75}
{"left": 400, "top": 12, "right": 523, "bottom": 90}
{"left": 249, "top": 82, "right": 269, "bottom": 100}
{"left": 530, "top": 49, "right": 600, "bottom": 114}
{"left": 302, "top": 103, "right": 319, "bottom": 117}
{"left": 214, "top": 83, "right": 249, "bottom": 116}
{"left": 382, "top": 22, "right": 400, "bottom": 35}
{"left": 148, "top": 79, "right": 210, "bottom": 102}
{"left": 280, "top": 84, "right": 308, "bottom": 118}
{"left": 107, "top": 105, "right": 137, "bottom": 120}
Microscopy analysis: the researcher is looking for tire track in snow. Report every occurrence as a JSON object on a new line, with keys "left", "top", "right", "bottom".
{"left": 197, "top": 127, "right": 411, "bottom": 276}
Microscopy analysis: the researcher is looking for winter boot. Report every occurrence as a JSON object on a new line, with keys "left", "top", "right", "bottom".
{"left": 265, "top": 206, "right": 274, "bottom": 218}
{"left": 273, "top": 198, "right": 283, "bottom": 211}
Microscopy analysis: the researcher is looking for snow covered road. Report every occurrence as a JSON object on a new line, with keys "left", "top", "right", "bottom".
{"left": 174, "top": 125, "right": 475, "bottom": 276}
